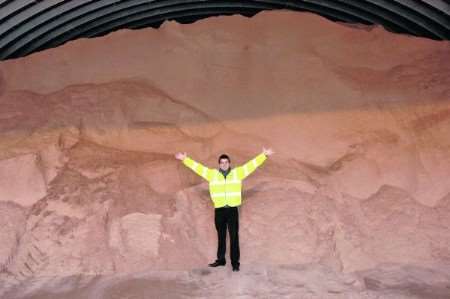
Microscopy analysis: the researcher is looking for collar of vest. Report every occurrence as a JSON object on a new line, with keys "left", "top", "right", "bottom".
{"left": 219, "top": 168, "right": 231, "bottom": 177}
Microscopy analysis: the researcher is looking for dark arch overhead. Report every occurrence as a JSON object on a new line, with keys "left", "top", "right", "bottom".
{"left": 0, "top": 0, "right": 448, "bottom": 61}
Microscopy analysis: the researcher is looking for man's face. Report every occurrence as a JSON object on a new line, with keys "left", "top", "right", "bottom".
{"left": 219, "top": 158, "right": 230, "bottom": 171}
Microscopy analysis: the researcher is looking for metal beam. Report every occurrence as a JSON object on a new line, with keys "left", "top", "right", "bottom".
{"left": 0, "top": 0, "right": 448, "bottom": 60}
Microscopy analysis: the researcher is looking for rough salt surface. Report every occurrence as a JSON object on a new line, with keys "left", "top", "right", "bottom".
{"left": 0, "top": 10, "right": 449, "bottom": 299}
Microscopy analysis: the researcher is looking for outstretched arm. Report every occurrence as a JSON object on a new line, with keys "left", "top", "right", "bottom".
{"left": 235, "top": 147, "right": 274, "bottom": 180}
{"left": 175, "top": 152, "right": 213, "bottom": 182}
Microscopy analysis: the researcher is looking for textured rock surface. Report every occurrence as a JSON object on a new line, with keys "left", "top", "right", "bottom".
{"left": 0, "top": 10, "right": 449, "bottom": 299}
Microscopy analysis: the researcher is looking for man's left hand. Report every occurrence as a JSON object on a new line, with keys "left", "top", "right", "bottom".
{"left": 263, "top": 147, "right": 274, "bottom": 156}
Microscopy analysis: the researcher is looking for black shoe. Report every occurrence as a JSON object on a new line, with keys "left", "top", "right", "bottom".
{"left": 232, "top": 265, "right": 240, "bottom": 272}
{"left": 208, "top": 260, "right": 226, "bottom": 267}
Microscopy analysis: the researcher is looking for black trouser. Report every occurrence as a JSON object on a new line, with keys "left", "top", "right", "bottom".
{"left": 214, "top": 206, "right": 240, "bottom": 267}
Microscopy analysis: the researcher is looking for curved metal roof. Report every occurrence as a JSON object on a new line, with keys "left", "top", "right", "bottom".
{"left": 0, "top": 0, "right": 449, "bottom": 61}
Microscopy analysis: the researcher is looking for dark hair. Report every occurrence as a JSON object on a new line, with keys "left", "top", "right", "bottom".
{"left": 218, "top": 154, "right": 230, "bottom": 163}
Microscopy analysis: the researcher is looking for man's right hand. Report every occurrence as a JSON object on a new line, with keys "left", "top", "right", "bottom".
{"left": 175, "top": 152, "right": 187, "bottom": 160}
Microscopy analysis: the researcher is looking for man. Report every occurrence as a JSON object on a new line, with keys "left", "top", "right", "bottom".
{"left": 175, "top": 148, "right": 274, "bottom": 272}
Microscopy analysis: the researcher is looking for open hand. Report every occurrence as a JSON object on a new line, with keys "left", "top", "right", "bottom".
{"left": 263, "top": 147, "right": 274, "bottom": 156}
{"left": 175, "top": 152, "right": 187, "bottom": 160}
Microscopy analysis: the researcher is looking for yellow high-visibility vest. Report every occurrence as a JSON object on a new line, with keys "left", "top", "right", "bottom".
{"left": 182, "top": 153, "right": 267, "bottom": 208}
